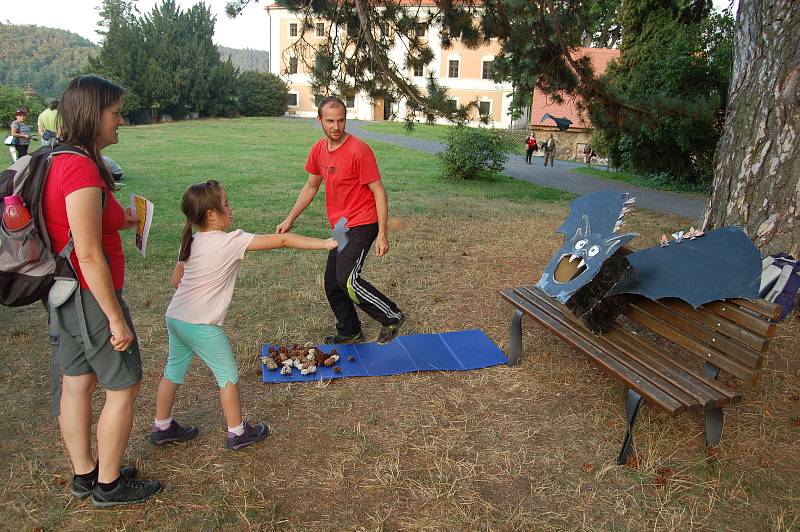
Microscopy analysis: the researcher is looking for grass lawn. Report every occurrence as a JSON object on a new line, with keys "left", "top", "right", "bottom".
{"left": 1, "top": 117, "right": 798, "bottom": 529}
{"left": 572, "top": 166, "right": 711, "bottom": 195}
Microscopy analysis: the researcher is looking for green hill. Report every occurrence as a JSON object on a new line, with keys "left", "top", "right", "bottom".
{"left": 217, "top": 45, "right": 269, "bottom": 72}
{"left": 0, "top": 24, "right": 271, "bottom": 98}
{"left": 0, "top": 24, "right": 98, "bottom": 99}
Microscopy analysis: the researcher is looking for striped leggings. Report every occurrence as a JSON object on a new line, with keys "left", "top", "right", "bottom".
{"left": 324, "top": 222, "right": 402, "bottom": 336}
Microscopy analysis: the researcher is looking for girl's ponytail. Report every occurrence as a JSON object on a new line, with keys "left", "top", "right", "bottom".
{"left": 177, "top": 179, "right": 224, "bottom": 262}
{"left": 178, "top": 221, "right": 194, "bottom": 262}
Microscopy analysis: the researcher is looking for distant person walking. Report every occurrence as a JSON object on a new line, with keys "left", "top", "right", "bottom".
{"left": 9, "top": 108, "right": 31, "bottom": 161}
{"left": 583, "top": 143, "right": 594, "bottom": 164}
{"left": 543, "top": 134, "right": 556, "bottom": 167}
{"left": 524, "top": 132, "right": 538, "bottom": 164}
{"left": 38, "top": 99, "right": 61, "bottom": 147}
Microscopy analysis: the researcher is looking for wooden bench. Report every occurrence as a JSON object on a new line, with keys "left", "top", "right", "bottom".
{"left": 500, "top": 282, "right": 781, "bottom": 464}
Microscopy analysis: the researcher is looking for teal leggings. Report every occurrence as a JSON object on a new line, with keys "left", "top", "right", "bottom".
{"left": 164, "top": 317, "right": 239, "bottom": 388}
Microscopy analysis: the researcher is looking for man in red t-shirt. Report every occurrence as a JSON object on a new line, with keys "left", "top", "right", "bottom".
{"left": 277, "top": 96, "right": 404, "bottom": 345}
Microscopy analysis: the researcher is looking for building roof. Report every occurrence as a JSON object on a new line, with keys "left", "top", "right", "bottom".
{"left": 531, "top": 47, "right": 620, "bottom": 131}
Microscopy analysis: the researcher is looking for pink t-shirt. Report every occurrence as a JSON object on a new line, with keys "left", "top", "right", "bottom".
{"left": 165, "top": 229, "right": 254, "bottom": 326}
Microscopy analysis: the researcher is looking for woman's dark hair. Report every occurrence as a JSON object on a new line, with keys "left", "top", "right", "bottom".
{"left": 178, "top": 180, "right": 225, "bottom": 262}
{"left": 60, "top": 75, "right": 124, "bottom": 191}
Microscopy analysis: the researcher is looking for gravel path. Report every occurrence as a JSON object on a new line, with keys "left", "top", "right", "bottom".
{"left": 299, "top": 118, "right": 707, "bottom": 221}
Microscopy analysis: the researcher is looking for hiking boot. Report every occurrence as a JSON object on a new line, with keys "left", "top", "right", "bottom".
{"left": 70, "top": 465, "right": 137, "bottom": 499}
{"left": 225, "top": 421, "right": 269, "bottom": 451}
{"left": 322, "top": 330, "right": 364, "bottom": 345}
{"left": 377, "top": 314, "right": 406, "bottom": 345}
{"left": 91, "top": 476, "right": 162, "bottom": 508}
{"left": 149, "top": 420, "right": 200, "bottom": 446}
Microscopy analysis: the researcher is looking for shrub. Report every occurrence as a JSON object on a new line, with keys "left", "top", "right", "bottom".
{"left": 0, "top": 84, "right": 45, "bottom": 128}
{"left": 438, "top": 126, "right": 511, "bottom": 180}
{"left": 237, "top": 71, "right": 289, "bottom": 117}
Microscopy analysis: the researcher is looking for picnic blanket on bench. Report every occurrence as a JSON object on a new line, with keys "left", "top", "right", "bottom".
{"left": 260, "top": 329, "right": 507, "bottom": 383}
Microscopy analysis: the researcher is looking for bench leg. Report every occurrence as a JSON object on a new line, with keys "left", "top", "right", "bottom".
{"left": 616, "top": 389, "right": 643, "bottom": 465}
{"left": 704, "top": 407, "right": 724, "bottom": 447}
{"left": 507, "top": 309, "right": 523, "bottom": 366}
{"left": 702, "top": 362, "right": 724, "bottom": 447}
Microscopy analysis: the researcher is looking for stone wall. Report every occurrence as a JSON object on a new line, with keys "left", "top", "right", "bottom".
{"left": 529, "top": 127, "right": 593, "bottom": 161}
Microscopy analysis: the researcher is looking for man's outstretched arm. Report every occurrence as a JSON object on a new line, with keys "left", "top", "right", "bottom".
{"left": 276, "top": 173, "right": 323, "bottom": 233}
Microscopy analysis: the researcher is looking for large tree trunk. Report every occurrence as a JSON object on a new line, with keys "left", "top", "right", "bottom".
{"left": 702, "top": 0, "right": 799, "bottom": 257}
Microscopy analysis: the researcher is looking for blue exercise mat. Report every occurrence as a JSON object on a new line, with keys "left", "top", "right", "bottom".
{"left": 260, "top": 329, "right": 507, "bottom": 383}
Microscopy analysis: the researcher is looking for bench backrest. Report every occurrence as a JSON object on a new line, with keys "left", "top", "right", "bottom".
{"left": 622, "top": 294, "right": 780, "bottom": 385}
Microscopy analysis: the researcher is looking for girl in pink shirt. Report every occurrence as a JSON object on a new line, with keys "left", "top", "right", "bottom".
{"left": 150, "top": 180, "right": 337, "bottom": 450}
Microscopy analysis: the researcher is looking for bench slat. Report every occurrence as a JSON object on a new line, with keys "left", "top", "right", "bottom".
{"left": 629, "top": 298, "right": 761, "bottom": 369}
{"left": 703, "top": 301, "right": 776, "bottom": 338}
{"left": 614, "top": 327, "right": 742, "bottom": 404}
{"left": 725, "top": 297, "right": 782, "bottom": 321}
{"left": 600, "top": 328, "right": 729, "bottom": 409}
{"left": 625, "top": 305, "right": 755, "bottom": 382}
{"left": 655, "top": 298, "right": 769, "bottom": 353}
{"left": 519, "top": 287, "right": 704, "bottom": 411}
{"left": 504, "top": 288, "right": 685, "bottom": 414}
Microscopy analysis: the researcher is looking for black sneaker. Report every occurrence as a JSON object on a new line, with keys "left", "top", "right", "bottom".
{"left": 149, "top": 420, "right": 200, "bottom": 446}
{"left": 377, "top": 314, "right": 405, "bottom": 345}
{"left": 70, "top": 465, "right": 138, "bottom": 499}
{"left": 91, "top": 476, "right": 162, "bottom": 507}
{"left": 225, "top": 421, "right": 269, "bottom": 451}
{"left": 322, "top": 330, "right": 365, "bottom": 345}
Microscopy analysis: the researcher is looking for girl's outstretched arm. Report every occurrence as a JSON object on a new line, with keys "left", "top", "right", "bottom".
{"left": 248, "top": 233, "right": 338, "bottom": 252}
{"left": 171, "top": 261, "right": 185, "bottom": 288}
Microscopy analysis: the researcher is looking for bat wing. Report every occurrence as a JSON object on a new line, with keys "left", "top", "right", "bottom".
{"left": 553, "top": 117, "right": 573, "bottom": 131}
{"left": 609, "top": 227, "right": 761, "bottom": 307}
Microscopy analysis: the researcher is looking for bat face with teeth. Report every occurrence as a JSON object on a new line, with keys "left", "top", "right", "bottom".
{"left": 537, "top": 214, "right": 637, "bottom": 303}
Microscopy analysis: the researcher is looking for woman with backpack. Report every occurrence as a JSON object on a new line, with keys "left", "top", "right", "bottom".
{"left": 8, "top": 108, "right": 31, "bottom": 161}
{"left": 41, "top": 75, "right": 162, "bottom": 507}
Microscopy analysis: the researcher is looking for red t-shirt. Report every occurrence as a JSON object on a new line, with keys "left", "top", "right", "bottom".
{"left": 304, "top": 134, "right": 381, "bottom": 228}
{"left": 43, "top": 154, "right": 127, "bottom": 290}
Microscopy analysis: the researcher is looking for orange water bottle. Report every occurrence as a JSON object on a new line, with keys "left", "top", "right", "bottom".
{"left": 2, "top": 195, "right": 32, "bottom": 230}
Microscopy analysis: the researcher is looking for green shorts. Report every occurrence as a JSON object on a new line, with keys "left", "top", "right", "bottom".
{"left": 56, "top": 289, "right": 142, "bottom": 390}
{"left": 164, "top": 317, "right": 239, "bottom": 388}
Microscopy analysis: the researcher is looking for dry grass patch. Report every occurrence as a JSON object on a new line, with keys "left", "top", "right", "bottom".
{"left": 1, "top": 198, "right": 798, "bottom": 530}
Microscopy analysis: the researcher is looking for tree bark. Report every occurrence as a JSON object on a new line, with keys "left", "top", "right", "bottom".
{"left": 702, "top": 1, "right": 800, "bottom": 257}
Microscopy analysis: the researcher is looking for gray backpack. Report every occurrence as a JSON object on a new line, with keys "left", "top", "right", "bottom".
{"left": 0, "top": 145, "right": 101, "bottom": 415}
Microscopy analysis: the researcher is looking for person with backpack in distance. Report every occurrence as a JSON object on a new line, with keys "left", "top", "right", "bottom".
{"left": 40, "top": 75, "right": 162, "bottom": 507}
{"left": 9, "top": 108, "right": 32, "bottom": 161}
{"left": 150, "top": 180, "right": 337, "bottom": 450}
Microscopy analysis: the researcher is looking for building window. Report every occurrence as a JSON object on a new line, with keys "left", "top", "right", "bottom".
{"left": 482, "top": 60, "right": 493, "bottom": 80}
{"left": 288, "top": 57, "right": 298, "bottom": 74}
{"left": 479, "top": 101, "right": 491, "bottom": 117}
{"left": 289, "top": 22, "right": 298, "bottom": 37}
{"left": 448, "top": 59, "right": 459, "bottom": 78}
{"left": 345, "top": 96, "right": 355, "bottom": 109}
{"left": 414, "top": 22, "right": 426, "bottom": 38}
{"left": 315, "top": 22, "right": 325, "bottom": 37}
{"left": 287, "top": 93, "right": 298, "bottom": 107}
{"left": 447, "top": 98, "right": 458, "bottom": 112}
{"left": 413, "top": 64, "right": 424, "bottom": 77}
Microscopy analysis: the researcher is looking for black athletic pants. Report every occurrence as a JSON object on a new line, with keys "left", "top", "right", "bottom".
{"left": 525, "top": 147, "right": 534, "bottom": 163}
{"left": 324, "top": 222, "right": 402, "bottom": 336}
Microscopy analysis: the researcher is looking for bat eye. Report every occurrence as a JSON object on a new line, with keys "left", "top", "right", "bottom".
{"left": 574, "top": 239, "right": 587, "bottom": 250}
{"left": 588, "top": 245, "right": 600, "bottom": 257}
